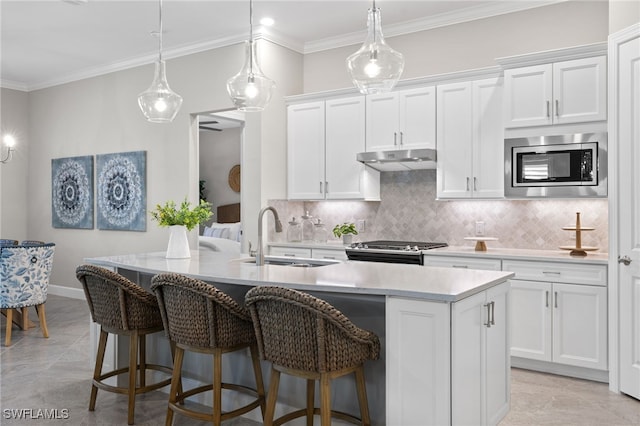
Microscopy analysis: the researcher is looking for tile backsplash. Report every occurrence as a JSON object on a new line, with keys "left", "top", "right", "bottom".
{"left": 269, "top": 170, "right": 608, "bottom": 252}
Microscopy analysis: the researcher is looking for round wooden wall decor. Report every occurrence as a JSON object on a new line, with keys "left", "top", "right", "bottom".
{"left": 228, "top": 164, "right": 241, "bottom": 192}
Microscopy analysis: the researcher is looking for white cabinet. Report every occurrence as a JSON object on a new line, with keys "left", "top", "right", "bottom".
{"left": 366, "top": 87, "right": 436, "bottom": 151}
{"left": 269, "top": 246, "right": 312, "bottom": 258}
{"left": 423, "top": 255, "right": 501, "bottom": 271}
{"left": 452, "top": 282, "right": 510, "bottom": 426}
{"left": 268, "top": 245, "right": 348, "bottom": 261}
{"left": 311, "top": 247, "right": 348, "bottom": 261}
{"left": 436, "top": 78, "right": 504, "bottom": 199}
{"left": 387, "top": 283, "right": 510, "bottom": 426}
{"left": 287, "top": 97, "right": 379, "bottom": 201}
{"left": 503, "top": 56, "right": 607, "bottom": 128}
{"left": 504, "top": 260, "right": 608, "bottom": 371}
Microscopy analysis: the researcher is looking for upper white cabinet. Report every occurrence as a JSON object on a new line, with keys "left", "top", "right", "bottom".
{"left": 366, "top": 86, "right": 436, "bottom": 151}
{"left": 437, "top": 77, "right": 504, "bottom": 199}
{"left": 503, "top": 56, "right": 607, "bottom": 128}
{"left": 287, "top": 97, "right": 380, "bottom": 201}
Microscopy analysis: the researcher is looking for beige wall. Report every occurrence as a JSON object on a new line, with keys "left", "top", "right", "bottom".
{"left": 0, "top": 88, "right": 29, "bottom": 241}
{"left": 304, "top": 0, "right": 609, "bottom": 93}
{"left": 609, "top": 0, "right": 640, "bottom": 34}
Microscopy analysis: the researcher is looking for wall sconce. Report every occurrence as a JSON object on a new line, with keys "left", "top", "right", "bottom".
{"left": 1, "top": 134, "right": 16, "bottom": 164}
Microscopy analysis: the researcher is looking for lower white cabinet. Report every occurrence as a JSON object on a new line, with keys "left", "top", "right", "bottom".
{"left": 387, "top": 282, "right": 510, "bottom": 426}
{"left": 268, "top": 245, "right": 348, "bottom": 261}
{"left": 268, "top": 246, "right": 312, "bottom": 258}
{"left": 311, "top": 247, "right": 348, "bottom": 261}
{"left": 505, "top": 260, "right": 608, "bottom": 371}
{"left": 452, "top": 282, "right": 510, "bottom": 426}
{"left": 423, "top": 255, "right": 501, "bottom": 271}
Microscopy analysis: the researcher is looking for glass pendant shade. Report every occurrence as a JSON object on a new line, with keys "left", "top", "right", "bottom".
{"left": 138, "top": 60, "right": 183, "bottom": 123}
{"left": 347, "top": 7, "right": 405, "bottom": 94}
{"left": 227, "top": 40, "right": 275, "bottom": 112}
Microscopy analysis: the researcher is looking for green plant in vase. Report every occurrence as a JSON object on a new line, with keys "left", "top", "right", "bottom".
{"left": 151, "top": 198, "right": 213, "bottom": 231}
{"left": 332, "top": 222, "right": 358, "bottom": 245}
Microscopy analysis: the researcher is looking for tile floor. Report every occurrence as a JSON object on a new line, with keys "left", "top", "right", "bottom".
{"left": 1, "top": 294, "right": 638, "bottom": 425}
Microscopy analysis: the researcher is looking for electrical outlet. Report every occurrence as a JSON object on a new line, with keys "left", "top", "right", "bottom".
{"left": 356, "top": 219, "right": 366, "bottom": 233}
{"left": 475, "top": 221, "right": 485, "bottom": 236}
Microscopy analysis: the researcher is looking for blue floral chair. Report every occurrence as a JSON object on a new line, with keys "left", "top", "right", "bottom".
{"left": 1, "top": 243, "right": 55, "bottom": 346}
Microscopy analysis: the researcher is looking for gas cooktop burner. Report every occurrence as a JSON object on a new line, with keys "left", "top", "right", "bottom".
{"left": 349, "top": 240, "right": 448, "bottom": 251}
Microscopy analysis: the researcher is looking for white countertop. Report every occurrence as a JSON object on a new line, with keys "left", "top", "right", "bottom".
{"left": 85, "top": 250, "right": 513, "bottom": 302}
{"left": 425, "top": 246, "right": 609, "bottom": 265}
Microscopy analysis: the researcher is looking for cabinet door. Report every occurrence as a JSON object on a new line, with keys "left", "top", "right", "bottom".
{"left": 436, "top": 81, "right": 473, "bottom": 198}
{"left": 311, "top": 247, "right": 348, "bottom": 261}
{"left": 325, "top": 97, "right": 369, "bottom": 200}
{"left": 503, "top": 64, "right": 553, "bottom": 128}
{"left": 287, "top": 102, "right": 325, "bottom": 200}
{"left": 387, "top": 297, "right": 451, "bottom": 426}
{"left": 485, "top": 282, "right": 511, "bottom": 426}
{"left": 423, "top": 255, "right": 501, "bottom": 271}
{"left": 552, "top": 283, "right": 607, "bottom": 370}
{"left": 398, "top": 87, "right": 436, "bottom": 150}
{"left": 366, "top": 92, "right": 399, "bottom": 151}
{"left": 472, "top": 78, "right": 504, "bottom": 198}
{"left": 553, "top": 56, "right": 607, "bottom": 124}
{"left": 269, "top": 246, "right": 312, "bottom": 258}
{"left": 510, "top": 280, "right": 552, "bottom": 362}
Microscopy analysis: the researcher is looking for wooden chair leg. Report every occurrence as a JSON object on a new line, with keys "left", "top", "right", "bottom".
{"left": 213, "top": 348, "right": 222, "bottom": 426}
{"left": 166, "top": 346, "right": 184, "bottom": 426}
{"left": 263, "top": 367, "right": 281, "bottom": 426}
{"left": 21, "top": 307, "right": 29, "bottom": 330}
{"left": 127, "top": 331, "right": 138, "bottom": 425}
{"left": 355, "top": 366, "right": 371, "bottom": 426}
{"left": 36, "top": 304, "right": 49, "bottom": 338}
{"left": 169, "top": 341, "right": 184, "bottom": 404}
{"left": 90, "top": 328, "right": 109, "bottom": 411}
{"left": 139, "top": 334, "right": 146, "bottom": 388}
{"left": 4, "top": 308, "right": 13, "bottom": 346}
{"left": 250, "top": 344, "right": 266, "bottom": 417}
{"left": 320, "top": 373, "right": 331, "bottom": 426}
{"left": 306, "top": 379, "right": 315, "bottom": 426}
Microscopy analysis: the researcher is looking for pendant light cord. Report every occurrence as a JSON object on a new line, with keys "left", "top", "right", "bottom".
{"left": 158, "top": 0, "right": 163, "bottom": 62}
{"left": 372, "top": 0, "right": 377, "bottom": 45}
{"left": 248, "top": 0, "right": 254, "bottom": 74}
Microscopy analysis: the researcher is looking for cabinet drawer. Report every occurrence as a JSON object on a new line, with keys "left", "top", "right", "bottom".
{"left": 423, "top": 256, "right": 501, "bottom": 271}
{"left": 502, "top": 260, "right": 607, "bottom": 286}
{"left": 269, "top": 246, "right": 312, "bottom": 258}
{"left": 312, "top": 248, "right": 348, "bottom": 261}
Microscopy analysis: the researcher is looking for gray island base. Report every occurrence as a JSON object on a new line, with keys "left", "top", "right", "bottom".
{"left": 86, "top": 250, "right": 514, "bottom": 425}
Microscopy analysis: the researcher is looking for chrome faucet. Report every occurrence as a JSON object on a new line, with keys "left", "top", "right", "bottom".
{"left": 256, "top": 206, "right": 283, "bottom": 266}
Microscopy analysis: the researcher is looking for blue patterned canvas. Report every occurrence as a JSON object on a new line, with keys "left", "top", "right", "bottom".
{"left": 96, "top": 151, "right": 147, "bottom": 231}
{"left": 51, "top": 155, "right": 94, "bottom": 229}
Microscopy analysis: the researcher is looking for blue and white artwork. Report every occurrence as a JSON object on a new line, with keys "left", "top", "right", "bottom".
{"left": 96, "top": 151, "right": 146, "bottom": 231}
{"left": 52, "top": 155, "right": 94, "bottom": 229}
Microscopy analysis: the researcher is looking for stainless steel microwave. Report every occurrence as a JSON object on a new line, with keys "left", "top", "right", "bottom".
{"left": 504, "top": 133, "right": 607, "bottom": 198}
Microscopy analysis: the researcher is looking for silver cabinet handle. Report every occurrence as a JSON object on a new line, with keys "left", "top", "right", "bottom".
{"left": 618, "top": 255, "right": 632, "bottom": 266}
{"left": 484, "top": 303, "right": 492, "bottom": 328}
{"left": 546, "top": 101, "right": 550, "bottom": 118}
{"left": 466, "top": 177, "right": 470, "bottom": 191}
{"left": 320, "top": 181, "right": 323, "bottom": 193}
{"left": 545, "top": 290, "right": 549, "bottom": 308}
{"left": 283, "top": 253, "right": 297, "bottom": 257}
{"left": 394, "top": 132, "right": 397, "bottom": 145}
{"left": 473, "top": 177, "right": 478, "bottom": 191}
{"left": 322, "top": 256, "right": 336, "bottom": 259}
{"left": 555, "top": 99, "right": 559, "bottom": 117}
{"left": 325, "top": 181, "right": 328, "bottom": 194}
{"left": 452, "top": 265, "right": 468, "bottom": 268}
{"left": 543, "top": 271, "right": 561, "bottom": 276}
{"left": 490, "top": 301, "right": 495, "bottom": 326}
{"left": 400, "top": 131, "right": 404, "bottom": 145}
{"left": 554, "top": 291, "right": 558, "bottom": 308}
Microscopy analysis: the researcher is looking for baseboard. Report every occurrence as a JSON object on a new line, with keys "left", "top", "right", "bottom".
{"left": 48, "top": 285, "right": 85, "bottom": 300}
{"left": 511, "top": 357, "right": 609, "bottom": 383}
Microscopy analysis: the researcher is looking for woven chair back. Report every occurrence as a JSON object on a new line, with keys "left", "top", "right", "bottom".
{"left": 150, "top": 273, "right": 255, "bottom": 349}
{"left": 1, "top": 243, "right": 55, "bottom": 308}
{"left": 75, "top": 264, "right": 163, "bottom": 332}
{"left": 245, "top": 286, "right": 380, "bottom": 374}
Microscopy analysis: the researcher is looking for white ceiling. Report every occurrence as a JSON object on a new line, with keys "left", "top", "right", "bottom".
{"left": 1, "top": 0, "right": 562, "bottom": 91}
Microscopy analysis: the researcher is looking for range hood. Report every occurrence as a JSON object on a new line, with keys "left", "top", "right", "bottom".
{"left": 356, "top": 148, "right": 437, "bottom": 172}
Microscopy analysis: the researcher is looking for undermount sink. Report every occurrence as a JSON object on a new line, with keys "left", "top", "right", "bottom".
{"left": 235, "top": 256, "right": 340, "bottom": 268}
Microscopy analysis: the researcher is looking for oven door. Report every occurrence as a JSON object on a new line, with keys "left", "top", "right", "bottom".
{"left": 345, "top": 249, "right": 423, "bottom": 265}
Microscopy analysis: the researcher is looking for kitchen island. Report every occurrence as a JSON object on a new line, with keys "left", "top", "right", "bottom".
{"left": 86, "top": 250, "right": 514, "bottom": 426}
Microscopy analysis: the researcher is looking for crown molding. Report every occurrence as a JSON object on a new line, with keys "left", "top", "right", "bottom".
{"left": 304, "top": 0, "right": 568, "bottom": 54}
{"left": 495, "top": 42, "right": 608, "bottom": 69}
{"left": 0, "top": 80, "right": 29, "bottom": 92}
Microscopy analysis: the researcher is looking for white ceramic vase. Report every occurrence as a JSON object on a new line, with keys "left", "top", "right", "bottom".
{"left": 166, "top": 225, "right": 191, "bottom": 259}
{"left": 342, "top": 234, "right": 353, "bottom": 246}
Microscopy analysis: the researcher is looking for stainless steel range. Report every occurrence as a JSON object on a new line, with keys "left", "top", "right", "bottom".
{"left": 345, "top": 240, "right": 448, "bottom": 265}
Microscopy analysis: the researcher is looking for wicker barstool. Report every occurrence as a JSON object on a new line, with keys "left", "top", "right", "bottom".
{"left": 150, "top": 273, "right": 265, "bottom": 426}
{"left": 76, "top": 265, "right": 175, "bottom": 425}
{"left": 244, "top": 286, "right": 381, "bottom": 426}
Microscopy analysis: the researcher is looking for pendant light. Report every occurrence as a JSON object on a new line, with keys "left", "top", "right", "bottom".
{"left": 346, "top": 0, "right": 405, "bottom": 94}
{"left": 226, "top": 0, "right": 275, "bottom": 111}
{"left": 138, "top": 0, "right": 183, "bottom": 123}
